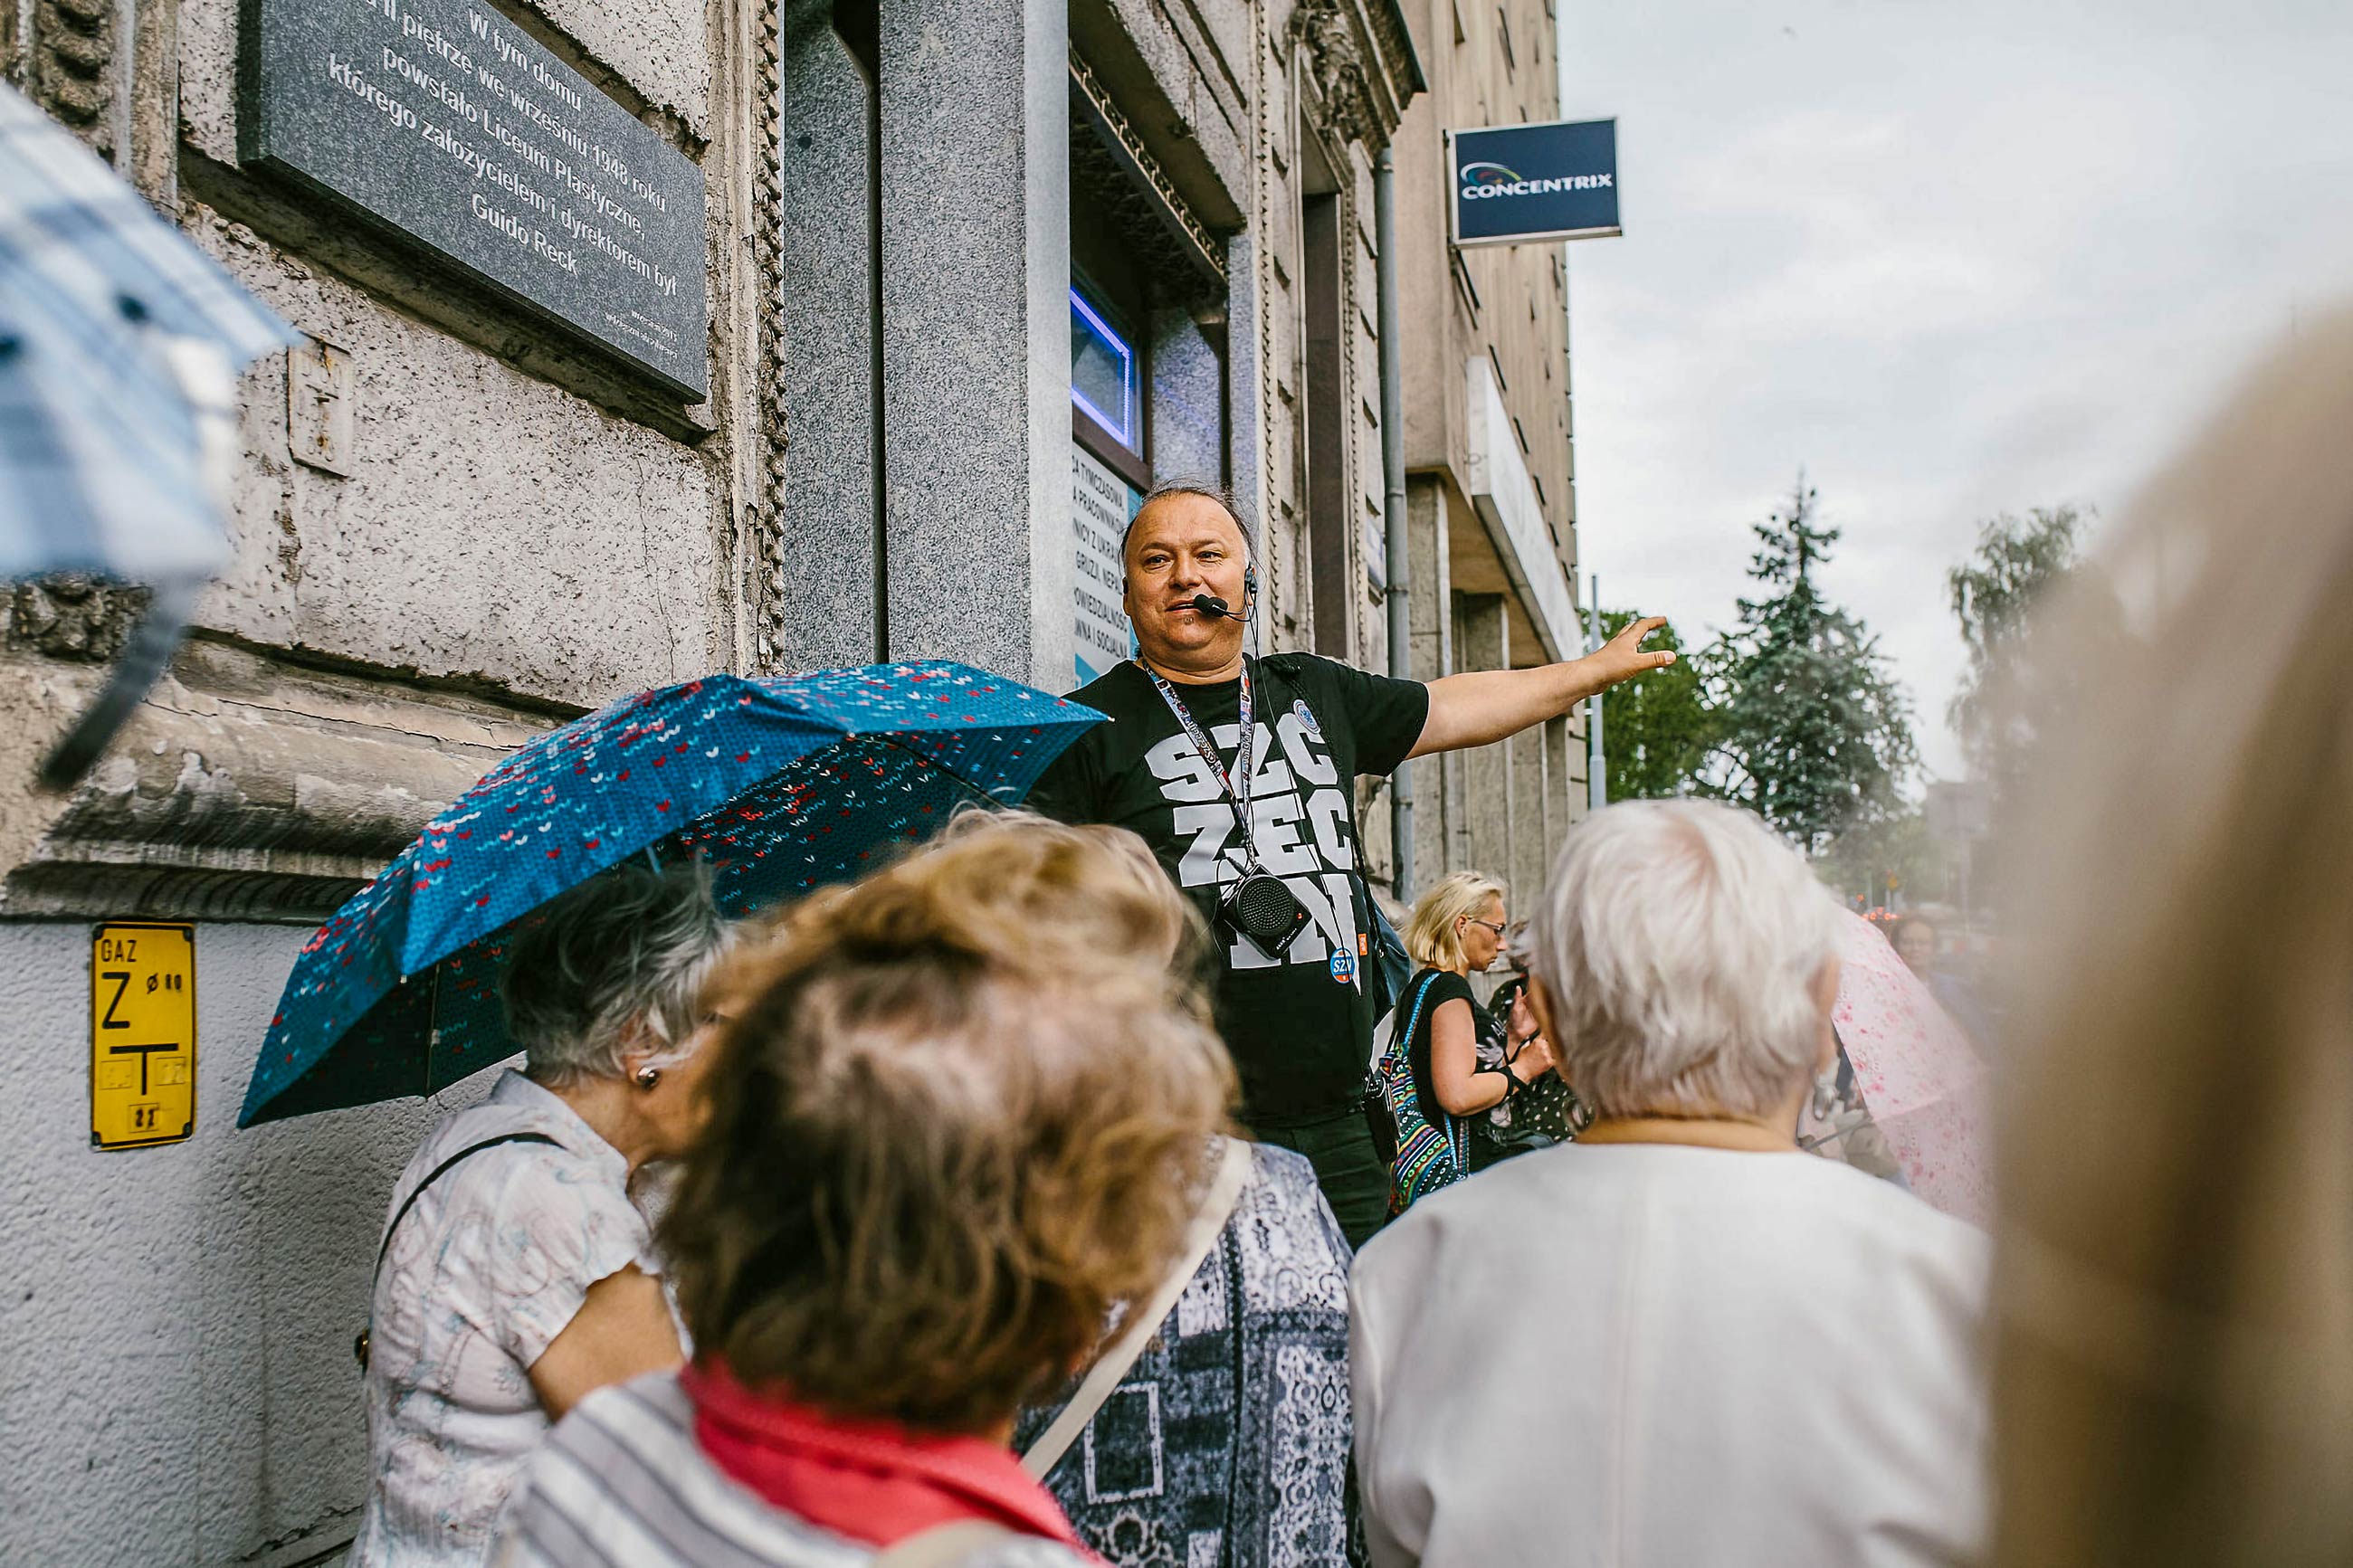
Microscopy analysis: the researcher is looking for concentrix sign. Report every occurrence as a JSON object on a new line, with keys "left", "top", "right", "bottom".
{"left": 1450, "top": 119, "right": 1620, "bottom": 248}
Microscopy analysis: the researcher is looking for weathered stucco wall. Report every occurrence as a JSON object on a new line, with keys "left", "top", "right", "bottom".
{"left": 185, "top": 204, "right": 729, "bottom": 707}
{"left": 0, "top": 922, "right": 506, "bottom": 1566}
{"left": 175, "top": 0, "right": 738, "bottom": 709}
{"left": 0, "top": 0, "right": 767, "bottom": 1559}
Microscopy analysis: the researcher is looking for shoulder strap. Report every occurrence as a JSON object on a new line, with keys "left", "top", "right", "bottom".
{"left": 1381, "top": 972, "right": 1448, "bottom": 1075}
{"left": 1020, "top": 1136, "right": 1253, "bottom": 1478}
{"left": 373, "top": 1132, "right": 560, "bottom": 1284}
{"left": 868, "top": 1521, "right": 1020, "bottom": 1568}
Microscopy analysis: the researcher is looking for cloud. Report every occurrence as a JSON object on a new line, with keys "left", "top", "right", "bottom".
{"left": 1558, "top": 0, "right": 2353, "bottom": 779}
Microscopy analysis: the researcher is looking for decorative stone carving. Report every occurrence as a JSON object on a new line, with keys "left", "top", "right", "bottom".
{"left": 7, "top": 575, "right": 150, "bottom": 662}
{"left": 1069, "top": 48, "right": 1229, "bottom": 293}
{"left": 32, "top": 0, "right": 114, "bottom": 157}
{"left": 753, "top": 0, "right": 793, "bottom": 670}
{"left": 1290, "top": 0, "right": 1381, "bottom": 148}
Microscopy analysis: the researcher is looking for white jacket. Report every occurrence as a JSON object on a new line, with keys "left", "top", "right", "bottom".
{"left": 1350, "top": 1143, "right": 1989, "bottom": 1567}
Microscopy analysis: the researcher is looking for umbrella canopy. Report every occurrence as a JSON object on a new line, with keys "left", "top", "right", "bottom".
{"left": 0, "top": 79, "right": 295, "bottom": 579}
{"left": 239, "top": 663, "right": 1101, "bottom": 1127}
{"left": 1829, "top": 910, "right": 1993, "bottom": 1225}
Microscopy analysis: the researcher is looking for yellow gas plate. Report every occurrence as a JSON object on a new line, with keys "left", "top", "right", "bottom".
{"left": 90, "top": 922, "right": 195, "bottom": 1149}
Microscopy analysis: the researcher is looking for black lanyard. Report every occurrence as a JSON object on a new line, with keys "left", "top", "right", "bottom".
{"left": 1138, "top": 658, "right": 1258, "bottom": 869}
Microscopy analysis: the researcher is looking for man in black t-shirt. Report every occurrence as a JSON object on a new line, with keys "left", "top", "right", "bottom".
{"left": 1027, "top": 485, "right": 1672, "bottom": 1248}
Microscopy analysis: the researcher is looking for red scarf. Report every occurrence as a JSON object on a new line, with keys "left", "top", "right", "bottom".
{"left": 682, "top": 1362, "right": 1099, "bottom": 1557}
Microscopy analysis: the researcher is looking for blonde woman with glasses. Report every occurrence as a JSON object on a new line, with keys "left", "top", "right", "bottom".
{"left": 1396, "top": 872, "right": 1557, "bottom": 1187}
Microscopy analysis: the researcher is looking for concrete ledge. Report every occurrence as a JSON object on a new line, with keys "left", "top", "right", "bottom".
{"left": 1462, "top": 354, "right": 1577, "bottom": 662}
{"left": 0, "top": 639, "right": 562, "bottom": 924}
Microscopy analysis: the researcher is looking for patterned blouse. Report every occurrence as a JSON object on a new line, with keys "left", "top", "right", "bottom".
{"left": 351, "top": 1071, "right": 661, "bottom": 1568}
{"left": 1015, "top": 1143, "right": 1362, "bottom": 1568}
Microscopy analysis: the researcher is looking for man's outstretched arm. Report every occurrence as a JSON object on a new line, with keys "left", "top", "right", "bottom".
{"left": 1407, "top": 615, "right": 1673, "bottom": 760}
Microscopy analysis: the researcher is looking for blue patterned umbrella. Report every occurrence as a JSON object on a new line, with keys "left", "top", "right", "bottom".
{"left": 239, "top": 662, "right": 1101, "bottom": 1126}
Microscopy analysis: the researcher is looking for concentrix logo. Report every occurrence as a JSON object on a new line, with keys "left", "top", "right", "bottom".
{"left": 1451, "top": 118, "right": 1620, "bottom": 245}
{"left": 1459, "top": 162, "right": 1615, "bottom": 200}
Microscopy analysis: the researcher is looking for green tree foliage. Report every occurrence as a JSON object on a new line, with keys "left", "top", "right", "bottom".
{"left": 1707, "top": 476, "right": 1918, "bottom": 857}
{"left": 1947, "top": 505, "right": 2087, "bottom": 785}
{"left": 1595, "top": 609, "right": 1715, "bottom": 800}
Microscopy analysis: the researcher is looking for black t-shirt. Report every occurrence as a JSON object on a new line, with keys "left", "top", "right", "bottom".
{"left": 1027, "top": 653, "right": 1430, "bottom": 1124}
{"left": 1401, "top": 968, "right": 1491, "bottom": 1127}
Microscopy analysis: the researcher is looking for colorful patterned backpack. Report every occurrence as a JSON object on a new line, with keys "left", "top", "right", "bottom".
{"left": 1378, "top": 971, "right": 1468, "bottom": 1213}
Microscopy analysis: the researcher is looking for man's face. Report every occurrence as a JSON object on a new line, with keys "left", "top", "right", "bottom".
{"left": 1896, "top": 923, "right": 1937, "bottom": 974}
{"left": 1122, "top": 493, "right": 1250, "bottom": 667}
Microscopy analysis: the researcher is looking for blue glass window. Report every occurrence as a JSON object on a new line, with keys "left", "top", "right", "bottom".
{"left": 1070, "top": 288, "right": 1137, "bottom": 451}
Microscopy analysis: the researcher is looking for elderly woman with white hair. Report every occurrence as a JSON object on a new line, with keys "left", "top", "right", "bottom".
{"left": 351, "top": 862, "right": 737, "bottom": 1568}
{"left": 1351, "top": 800, "right": 1988, "bottom": 1567}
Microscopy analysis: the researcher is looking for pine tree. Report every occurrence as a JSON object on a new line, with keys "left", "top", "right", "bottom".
{"left": 1707, "top": 475, "right": 1917, "bottom": 856}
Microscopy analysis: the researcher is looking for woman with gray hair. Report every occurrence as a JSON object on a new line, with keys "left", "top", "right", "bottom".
{"left": 1351, "top": 800, "right": 1988, "bottom": 1567}
{"left": 351, "top": 862, "right": 736, "bottom": 1568}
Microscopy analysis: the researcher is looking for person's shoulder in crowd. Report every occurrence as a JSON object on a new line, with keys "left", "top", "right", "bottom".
{"left": 1731, "top": 1140, "right": 1993, "bottom": 1281}
{"left": 1358, "top": 1142, "right": 1987, "bottom": 1290}
{"left": 395, "top": 1095, "right": 634, "bottom": 1244}
{"left": 1413, "top": 967, "right": 1477, "bottom": 1008}
{"left": 496, "top": 1371, "right": 1094, "bottom": 1568}
{"left": 1063, "top": 658, "right": 1150, "bottom": 708}
{"left": 1258, "top": 650, "right": 1403, "bottom": 703}
{"left": 1235, "top": 1139, "right": 1357, "bottom": 1270}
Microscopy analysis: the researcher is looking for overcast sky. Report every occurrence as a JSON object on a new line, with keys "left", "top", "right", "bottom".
{"left": 1554, "top": 0, "right": 2353, "bottom": 779}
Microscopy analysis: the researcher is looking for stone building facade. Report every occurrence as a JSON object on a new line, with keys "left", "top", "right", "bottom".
{"left": 1391, "top": 0, "right": 1590, "bottom": 913}
{"left": 0, "top": 1, "right": 1425, "bottom": 1564}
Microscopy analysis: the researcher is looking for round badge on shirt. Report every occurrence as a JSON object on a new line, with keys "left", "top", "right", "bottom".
{"left": 1329, "top": 948, "right": 1356, "bottom": 984}
{"left": 1293, "top": 698, "right": 1321, "bottom": 736}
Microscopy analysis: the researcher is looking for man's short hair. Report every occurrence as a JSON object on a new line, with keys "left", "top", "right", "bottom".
{"left": 1120, "top": 481, "right": 1251, "bottom": 566}
{"left": 1524, "top": 800, "right": 1840, "bottom": 1120}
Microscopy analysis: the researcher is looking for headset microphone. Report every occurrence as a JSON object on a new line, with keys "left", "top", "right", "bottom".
{"left": 1187, "top": 594, "right": 1240, "bottom": 620}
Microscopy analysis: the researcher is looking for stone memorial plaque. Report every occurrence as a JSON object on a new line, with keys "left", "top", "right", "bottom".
{"left": 243, "top": 0, "right": 709, "bottom": 399}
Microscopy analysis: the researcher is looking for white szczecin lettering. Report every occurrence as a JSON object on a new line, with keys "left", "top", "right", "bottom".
{"left": 1145, "top": 721, "right": 1362, "bottom": 973}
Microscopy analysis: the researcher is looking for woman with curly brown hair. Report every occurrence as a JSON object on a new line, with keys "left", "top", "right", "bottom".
{"left": 492, "top": 814, "right": 1237, "bottom": 1568}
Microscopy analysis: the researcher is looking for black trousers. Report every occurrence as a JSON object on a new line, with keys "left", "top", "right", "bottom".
{"left": 1250, "top": 1106, "right": 1389, "bottom": 1253}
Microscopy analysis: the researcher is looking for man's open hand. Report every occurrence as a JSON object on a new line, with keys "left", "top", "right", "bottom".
{"left": 1583, "top": 615, "right": 1676, "bottom": 692}
{"left": 1412, "top": 613, "right": 1680, "bottom": 758}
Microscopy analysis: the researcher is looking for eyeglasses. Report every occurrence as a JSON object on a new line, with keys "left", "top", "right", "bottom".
{"left": 1461, "top": 917, "right": 1509, "bottom": 937}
